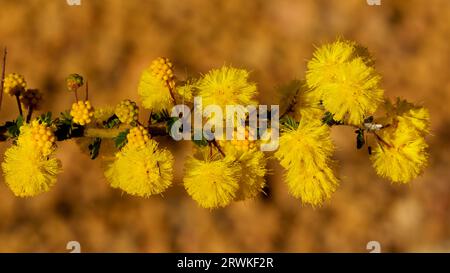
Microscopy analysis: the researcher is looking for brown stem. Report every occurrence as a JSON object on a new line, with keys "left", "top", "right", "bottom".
{"left": 15, "top": 94, "right": 22, "bottom": 116}
{"left": 148, "top": 110, "right": 153, "bottom": 126}
{"left": 74, "top": 89, "right": 79, "bottom": 102}
{"left": 166, "top": 81, "right": 176, "bottom": 104}
{"left": 279, "top": 87, "right": 299, "bottom": 119}
{"left": 83, "top": 123, "right": 167, "bottom": 139}
{"left": 211, "top": 139, "right": 226, "bottom": 157}
{"left": 0, "top": 47, "right": 6, "bottom": 111}
{"left": 85, "top": 80, "right": 89, "bottom": 101}
{"left": 373, "top": 131, "right": 392, "bottom": 148}
{"left": 26, "top": 105, "right": 33, "bottom": 123}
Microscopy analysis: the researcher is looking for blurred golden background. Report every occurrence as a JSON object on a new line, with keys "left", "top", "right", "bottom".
{"left": 0, "top": 0, "right": 449, "bottom": 252}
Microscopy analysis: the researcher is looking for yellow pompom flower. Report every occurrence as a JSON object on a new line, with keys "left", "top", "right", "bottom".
{"left": 105, "top": 140, "right": 174, "bottom": 197}
{"left": 126, "top": 125, "right": 150, "bottom": 149}
{"left": 292, "top": 84, "right": 325, "bottom": 122}
{"left": 284, "top": 163, "right": 338, "bottom": 206}
{"left": 70, "top": 100, "right": 94, "bottom": 125}
{"left": 306, "top": 40, "right": 384, "bottom": 125}
{"left": 115, "top": 99, "right": 139, "bottom": 124}
{"left": 2, "top": 123, "right": 61, "bottom": 197}
{"left": 196, "top": 66, "right": 257, "bottom": 109}
{"left": 233, "top": 149, "right": 267, "bottom": 201}
{"left": 175, "top": 80, "right": 196, "bottom": 103}
{"left": 138, "top": 57, "right": 176, "bottom": 112}
{"left": 384, "top": 98, "right": 430, "bottom": 136}
{"left": 275, "top": 119, "right": 339, "bottom": 206}
{"left": 184, "top": 154, "right": 241, "bottom": 209}
{"left": 20, "top": 89, "right": 43, "bottom": 110}
{"left": 370, "top": 117, "right": 428, "bottom": 184}
{"left": 3, "top": 73, "right": 26, "bottom": 96}
{"left": 306, "top": 40, "right": 357, "bottom": 92}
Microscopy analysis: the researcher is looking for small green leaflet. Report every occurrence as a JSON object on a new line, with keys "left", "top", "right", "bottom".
{"left": 37, "top": 112, "right": 52, "bottom": 125}
{"left": 114, "top": 129, "right": 129, "bottom": 149}
{"left": 5, "top": 115, "right": 24, "bottom": 138}
{"left": 356, "top": 128, "right": 365, "bottom": 149}
{"left": 280, "top": 115, "right": 298, "bottom": 130}
{"left": 88, "top": 137, "right": 102, "bottom": 160}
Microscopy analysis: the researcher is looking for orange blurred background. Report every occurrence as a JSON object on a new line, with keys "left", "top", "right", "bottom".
{"left": 0, "top": 0, "right": 449, "bottom": 252}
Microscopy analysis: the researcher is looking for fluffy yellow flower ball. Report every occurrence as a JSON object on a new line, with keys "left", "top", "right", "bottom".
{"left": 275, "top": 119, "right": 339, "bottom": 206}
{"left": 184, "top": 154, "right": 241, "bottom": 209}
{"left": 138, "top": 57, "right": 176, "bottom": 111}
{"left": 2, "top": 123, "right": 61, "bottom": 197}
{"left": 196, "top": 66, "right": 258, "bottom": 109}
{"left": 105, "top": 140, "right": 174, "bottom": 197}
{"left": 70, "top": 100, "right": 94, "bottom": 125}
{"left": 306, "top": 40, "right": 384, "bottom": 125}
{"left": 370, "top": 99, "right": 430, "bottom": 183}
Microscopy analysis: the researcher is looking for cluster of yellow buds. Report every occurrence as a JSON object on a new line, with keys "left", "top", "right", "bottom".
{"left": 30, "top": 120, "right": 56, "bottom": 156}
{"left": 70, "top": 100, "right": 94, "bottom": 125}
{"left": 3, "top": 73, "right": 26, "bottom": 96}
{"left": 20, "top": 89, "right": 42, "bottom": 110}
{"left": 65, "top": 73, "right": 84, "bottom": 92}
{"left": 115, "top": 99, "right": 139, "bottom": 124}
{"left": 126, "top": 125, "right": 150, "bottom": 149}
{"left": 219, "top": 127, "right": 257, "bottom": 152}
{"left": 150, "top": 57, "right": 175, "bottom": 89}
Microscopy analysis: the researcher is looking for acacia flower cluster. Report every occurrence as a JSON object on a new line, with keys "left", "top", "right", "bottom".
{"left": 0, "top": 39, "right": 430, "bottom": 208}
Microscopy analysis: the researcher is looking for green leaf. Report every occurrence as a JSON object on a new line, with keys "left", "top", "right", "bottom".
{"left": 104, "top": 114, "right": 120, "bottom": 129}
{"left": 166, "top": 116, "right": 180, "bottom": 137}
{"left": 151, "top": 109, "right": 171, "bottom": 123}
{"left": 192, "top": 137, "right": 208, "bottom": 147}
{"left": 114, "top": 129, "right": 129, "bottom": 149}
{"left": 280, "top": 115, "right": 298, "bottom": 130}
{"left": 321, "top": 111, "right": 343, "bottom": 126}
{"left": 356, "top": 129, "right": 365, "bottom": 149}
{"left": 37, "top": 112, "right": 52, "bottom": 125}
{"left": 5, "top": 115, "right": 24, "bottom": 138}
{"left": 88, "top": 137, "right": 102, "bottom": 160}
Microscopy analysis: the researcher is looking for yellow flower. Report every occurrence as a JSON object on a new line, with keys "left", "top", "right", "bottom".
{"left": 384, "top": 98, "right": 430, "bottom": 136}
{"left": 286, "top": 82, "right": 325, "bottom": 122}
{"left": 218, "top": 126, "right": 257, "bottom": 152}
{"left": 306, "top": 40, "right": 384, "bottom": 125}
{"left": 138, "top": 57, "right": 176, "bottom": 112}
{"left": 2, "top": 123, "right": 61, "bottom": 197}
{"left": 3, "top": 73, "right": 26, "bottom": 96}
{"left": 175, "top": 80, "right": 196, "bottom": 103}
{"left": 105, "top": 140, "right": 174, "bottom": 197}
{"left": 115, "top": 99, "right": 139, "bottom": 124}
{"left": 196, "top": 66, "right": 257, "bottom": 109}
{"left": 183, "top": 154, "right": 241, "bottom": 209}
{"left": 285, "top": 164, "right": 338, "bottom": 206}
{"left": 25, "top": 120, "right": 57, "bottom": 157}
{"left": 370, "top": 118, "right": 428, "bottom": 183}
{"left": 70, "top": 100, "right": 94, "bottom": 125}
{"left": 233, "top": 149, "right": 267, "bottom": 201}
{"left": 126, "top": 125, "right": 150, "bottom": 149}
{"left": 275, "top": 119, "right": 339, "bottom": 206}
